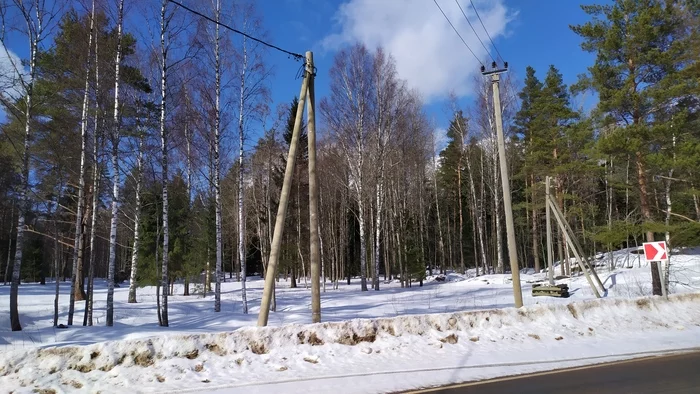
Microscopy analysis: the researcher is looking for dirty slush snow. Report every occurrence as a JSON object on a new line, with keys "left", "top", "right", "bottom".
{"left": 1, "top": 247, "right": 700, "bottom": 393}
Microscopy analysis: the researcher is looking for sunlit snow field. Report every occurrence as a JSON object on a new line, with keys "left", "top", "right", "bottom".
{"left": 1, "top": 247, "right": 700, "bottom": 393}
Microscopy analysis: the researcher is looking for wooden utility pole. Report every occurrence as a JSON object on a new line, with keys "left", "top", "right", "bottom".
{"left": 306, "top": 52, "right": 321, "bottom": 323}
{"left": 546, "top": 176, "right": 555, "bottom": 285}
{"left": 483, "top": 65, "right": 523, "bottom": 308}
{"left": 258, "top": 54, "right": 312, "bottom": 327}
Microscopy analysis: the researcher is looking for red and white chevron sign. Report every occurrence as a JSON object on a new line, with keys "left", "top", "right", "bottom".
{"left": 643, "top": 241, "right": 668, "bottom": 262}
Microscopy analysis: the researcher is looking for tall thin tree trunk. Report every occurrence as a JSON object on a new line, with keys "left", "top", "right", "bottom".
{"left": 636, "top": 152, "right": 661, "bottom": 294}
{"left": 457, "top": 142, "right": 465, "bottom": 275}
{"left": 106, "top": 0, "right": 124, "bottom": 327}
{"left": 4, "top": 205, "right": 13, "bottom": 285}
{"left": 297, "top": 178, "right": 308, "bottom": 289}
{"left": 466, "top": 149, "right": 487, "bottom": 276}
{"left": 493, "top": 159, "right": 504, "bottom": 274}
{"left": 128, "top": 133, "right": 144, "bottom": 303}
{"left": 69, "top": 0, "right": 95, "bottom": 327}
{"left": 374, "top": 170, "right": 384, "bottom": 290}
{"left": 10, "top": 3, "right": 41, "bottom": 332}
{"left": 214, "top": 0, "right": 223, "bottom": 313}
{"left": 51, "top": 197, "right": 60, "bottom": 326}
{"left": 418, "top": 175, "right": 427, "bottom": 277}
{"left": 238, "top": 34, "right": 248, "bottom": 313}
{"left": 531, "top": 174, "right": 540, "bottom": 273}
{"left": 358, "top": 185, "right": 368, "bottom": 291}
{"left": 159, "top": 0, "right": 170, "bottom": 326}
{"left": 86, "top": 41, "right": 101, "bottom": 326}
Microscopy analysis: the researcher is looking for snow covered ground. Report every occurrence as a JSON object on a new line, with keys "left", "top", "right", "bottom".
{"left": 1, "top": 247, "right": 700, "bottom": 393}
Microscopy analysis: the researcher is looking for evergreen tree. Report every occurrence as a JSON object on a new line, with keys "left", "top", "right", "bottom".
{"left": 572, "top": 0, "right": 695, "bottom": 294}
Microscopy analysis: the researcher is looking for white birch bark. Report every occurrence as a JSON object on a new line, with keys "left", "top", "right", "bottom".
{"left": 86, "top": 29, "right": 101, "bottom": 327}
{"left": 159, "top": 0, "right": 170, "bottom": 326}
{"left": 68, "top": 0, "right": 95, "bottom": 326}
{"left": 127, "top": 132, "right": 144, "bottom": 303}
{"left": 432, "top": 135, "right": 445, "bottom": 273}
{"left": 214, "top": 0, "right": 223, "bottom": 313}
{"left": 106, "top": 0, "right": 124, "bottom": 327}
{"left": 465, "top": 148, "right": 487, "bottom": 275}
{"left": 238, "top": 34, "right": 248, "bottom": 313}
{"left": 9, "top": 1, "right": 42, "bottom": 332}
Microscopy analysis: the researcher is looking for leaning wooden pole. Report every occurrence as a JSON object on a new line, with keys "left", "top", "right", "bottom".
{"left": 549, "top": 195, "right": 606, "bottom": 292}
{"left": 257, "top": 62, "right": 310, "bottom": 327}
{"left": 306, "top": 52, "right": 321, "bottom": 323}
{"left": 545, "top": 176, "right": 554, "bottom": 285}
{"left": 548, "top": 197, "right": 601, "bottom": 298}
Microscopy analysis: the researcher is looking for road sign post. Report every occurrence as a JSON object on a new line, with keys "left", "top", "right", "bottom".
{"left": 643, "top": 241, "right": 669, "bottom": 299}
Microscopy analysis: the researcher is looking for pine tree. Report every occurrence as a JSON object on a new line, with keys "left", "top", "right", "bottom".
{"left": 572, "top": 0, "right": 693, "bottom": 295}
{"left": 514, "top": 66, "right": 543, "bottom": 272}
{"left": 438, "top": 111, "right": 469, "bottom": 273}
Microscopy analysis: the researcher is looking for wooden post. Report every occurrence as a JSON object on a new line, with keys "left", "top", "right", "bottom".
{"left": 257, "top": 60, "right": 310, "bottom": 327}
{"left": 490, "top": 71, "right": 523, "bottom": 308}
{"left": 306, "top": 51, "right": 321, "bottom": 323}
{"left": 549, "top": 195, "right": 606, "bottom": 292}
{"left": 548, "top": 198, "right": 601, "bottom": 298}
{"left": 546, "top": 176, "right": 554, "bottom": 285}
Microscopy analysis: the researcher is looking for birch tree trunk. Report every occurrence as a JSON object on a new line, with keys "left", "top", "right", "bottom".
{"left": 128, "top": 132, "right": 144, "bottom": 303}
{"left": 9, "top": 2, "right": 42, "bottom": 332}
{"left": 159, "top": 0, "right": 170, "bottom": 326}
{"left": 86, "top": 38, "right": 101, "bottom": 326}
{"left": 68, "top": 0, "right": 96, "bottom": 326}
{"left": 465, "top": 150, "right": 487, "bottom": 276}
{"left": 373, "top": 156, "right": 384, "bottom": 290}
{"left": 457, "top": 139, "right": 465, "bottom": 274}
{"left": 493, "top": 149, "right": 504, "bottom": 274}
{"left": 432, "top": 139, "right": 445, "bottom": 274}
{"left": 106, "top": 0, "right": 124, "bottom": 327}
{"left": 238, "top": 34, "right": 248, "bottom": 314}
{"left": 214, "top": 0, "right": 223, "bottom": 313}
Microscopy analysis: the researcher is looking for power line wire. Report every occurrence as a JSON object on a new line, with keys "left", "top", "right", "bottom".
{"left": 432, "top": 0, "right": 484, "bottom": 68}
{"left": 454, "top": 0, "right": 495, "bottom": 64}
{"left": 165, "top": 0, "right": 304, "bottom": 61}
{"left": 469, "top": 0, "right": 505, "bottom": 64}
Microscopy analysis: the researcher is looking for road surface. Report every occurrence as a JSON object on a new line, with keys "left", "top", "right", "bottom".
{"left": 407, "top": 351, "right": 700, "bottom": 393}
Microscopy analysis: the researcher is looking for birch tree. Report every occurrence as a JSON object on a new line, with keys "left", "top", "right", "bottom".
{"left": 321, "top": 43, "right": 373, "bottom": 291}
{"left": 67, "top": 0, "right": 95, "bottom": 326}
{"left": 213, "top": 0, "right": 223, "bottom": 313}
{"left": 233, "top": 1, "right": 270, "bottom": 312}
{"left": 1, "top": 0, "right": 59, "bottom": 332}
{"left": 106, "top": 0, "right": 124, "bottom": 327}
{"left": 159, "top": 0, "right": 170, "bottom": 326}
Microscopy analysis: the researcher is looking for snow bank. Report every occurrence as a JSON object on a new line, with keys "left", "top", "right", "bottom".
{"left": 2, "top": 293, "right": 699, "bottom": 393}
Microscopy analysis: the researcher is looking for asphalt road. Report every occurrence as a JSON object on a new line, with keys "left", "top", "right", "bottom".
{"left": 408, "top": 351, "right": 700, "bottom": 394}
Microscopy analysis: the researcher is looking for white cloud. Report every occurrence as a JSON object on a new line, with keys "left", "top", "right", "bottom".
{"left": 322, "top": 0, "right": 514, "bottom": 104}
{"left": 0, "top": 47, "right": 27, "bottom": 101}
{"left": 433, "top": 127, "right": 448, "bottom": 153}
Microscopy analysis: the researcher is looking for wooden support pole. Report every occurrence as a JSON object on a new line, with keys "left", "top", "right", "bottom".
{"left": 306, "top": 51, "right": 321, "bottom": 323}
{"left": 257, "top": 62, "right": 310, "bottom": 327}
{"left": 546, "top": 176, "right": 554, "bottom": 285}
{"left": 548, "top": 198, "right": 601, "bottom": 298}
{"left": 549, "top": 195, "right": 606, "bottom": 292}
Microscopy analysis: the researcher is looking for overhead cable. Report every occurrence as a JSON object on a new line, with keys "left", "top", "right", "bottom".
{"left": 165, "top": 0, "right": 304, "bottom": 61}
{"left": 432, "top": 0, "right": 484, "bottom": 68}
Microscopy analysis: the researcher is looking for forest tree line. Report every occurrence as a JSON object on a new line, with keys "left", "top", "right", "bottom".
{"left": 0, "top": 0, "right": 698, "bottom": 330}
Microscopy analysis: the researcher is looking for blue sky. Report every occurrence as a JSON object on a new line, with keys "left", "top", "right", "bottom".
{"left": 262, "top": 0, "right": 605, "bottom": 134}
{"left": 1, "top": 0, "right": 606, "bottom": 142}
